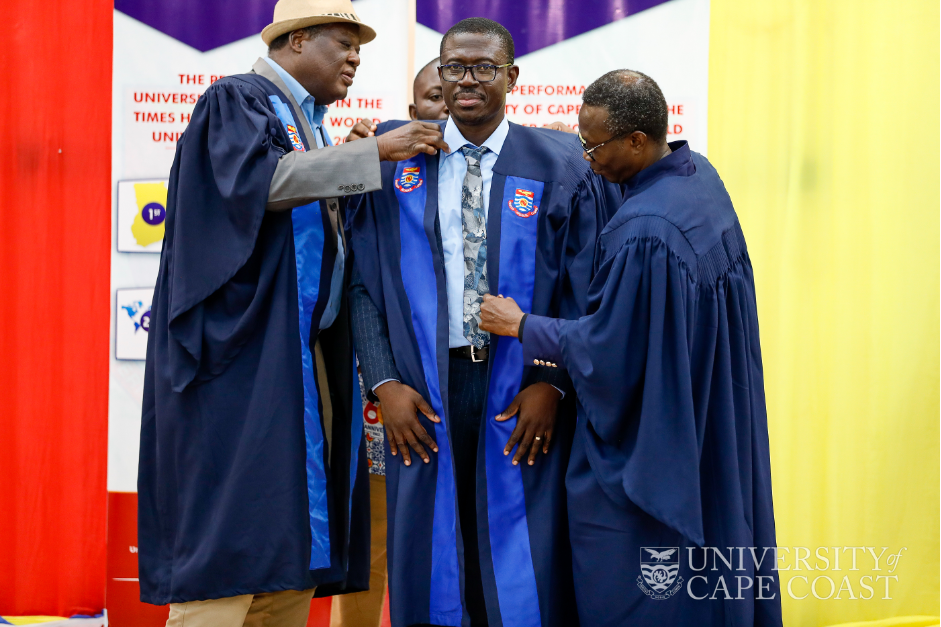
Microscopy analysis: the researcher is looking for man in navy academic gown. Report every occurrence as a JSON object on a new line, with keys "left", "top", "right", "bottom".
{"left": 138, "top": 1, "right": 448, "bottom": 625}
{"left": 481, "top": 71, "right": 784, "bottom": 627}
{"left": 346, "top": 18, "right": 621, "bottom": 627}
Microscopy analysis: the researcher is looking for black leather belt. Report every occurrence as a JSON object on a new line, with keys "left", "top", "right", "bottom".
{"left": 449, "top": 344, "right": 489, "bottom": 362}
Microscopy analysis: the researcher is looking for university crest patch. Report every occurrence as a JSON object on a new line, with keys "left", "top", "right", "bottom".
{"left": 637, "top": 547, "right": 684, "bottom": 600}
{"left": 394, "top": 166, "right": 423, "bottom": 192}
{"left": 508, "top": 188, "right": 538, "bottom": 217}
{"left": 286, "top": 124, "right": 306, "bottom": 152}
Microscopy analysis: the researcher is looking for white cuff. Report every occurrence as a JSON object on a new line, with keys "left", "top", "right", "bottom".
{"left": 372, "top": 378, "right": 399, "bottom": 393}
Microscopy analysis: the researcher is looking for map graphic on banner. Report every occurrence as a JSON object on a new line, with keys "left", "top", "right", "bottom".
{"left": 117, "top": 180, "right": 168, "bottom": 252}
{"left": 115, "top": 287, "right": 154, "bottom": 361}
{"left": 415, "top": 0, "right": 710, "bottom": 153}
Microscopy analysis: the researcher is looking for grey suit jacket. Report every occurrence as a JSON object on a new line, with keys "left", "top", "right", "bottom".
{"left": 251, "top": 58, "right": 382, "bottom": 220}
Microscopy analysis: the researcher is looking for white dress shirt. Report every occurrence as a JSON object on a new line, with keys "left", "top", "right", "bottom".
{"left": 439, "top": 117, "right": 510, "bottom": 348}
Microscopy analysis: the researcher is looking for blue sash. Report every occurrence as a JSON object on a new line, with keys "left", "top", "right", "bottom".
{"left": 394, "top": 156, "right": 544, "bottom": 625}
{"left": 269, "top": 94, "right": 331, "bottom": 570}
{"left": 485, "top": 177, "right": 544, "bottom": 626}
{"left": 394, "top": 156, "right": 463, "bottom": 625}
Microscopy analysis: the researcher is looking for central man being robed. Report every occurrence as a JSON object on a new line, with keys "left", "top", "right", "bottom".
{"left": 347, "top": 18, "right": 621, "bottom": 627}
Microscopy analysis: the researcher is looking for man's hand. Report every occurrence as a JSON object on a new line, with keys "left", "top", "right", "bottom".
{"left": 375, "top": 380, "right": 440, "bottom": 466}
{"left": 498, "top": 383, "right": 562, "bottom": 466}
{"left": 345, "top": 120, "right": 377, "bottom": 143}
{"left": 480, "top": 294, "right": 524, "bottom": 337}
{"left": 376, "top": 121, "right": 450, "bottom": 161}
{"left": 543, "top": 121, "right": 576, "bottom": 134}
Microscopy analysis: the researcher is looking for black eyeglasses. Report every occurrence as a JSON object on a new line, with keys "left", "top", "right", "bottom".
{"left": 578, "top": 131, "right": 628, "bottom": 161}
{"left": 438, "top": 63, "right": 513, "bottom": 83}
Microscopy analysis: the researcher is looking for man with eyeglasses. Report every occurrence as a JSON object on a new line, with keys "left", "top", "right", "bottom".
{"left": 345, "top": 17, "right": 620, "bottom": 627}
{"left": 480, "top": 70, "right": 782, "bottom": 627}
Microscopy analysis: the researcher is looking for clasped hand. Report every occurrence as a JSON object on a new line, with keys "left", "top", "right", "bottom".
{"left": 479, "top": 294, "right": 524, "bottom": 337}
{"left": 496, "top": 382, "right": 561, "bottom": 466}
{"left": 374, "top": 381, "right": 439, "bottom": 467}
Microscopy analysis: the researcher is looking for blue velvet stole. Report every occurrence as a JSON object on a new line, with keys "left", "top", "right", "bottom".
{"left": 394, "top": 155, "right": 463, "bottom": 625}
{"left": 268, "top": 94, "right": 331, "bottom": 571}
{"left": 395, "top": 154, "right": 544, "bottom": 625}
{"left": 484, "top": 177, "right": 544, "bottom": 627}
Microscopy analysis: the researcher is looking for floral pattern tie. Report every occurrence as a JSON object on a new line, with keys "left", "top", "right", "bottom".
{"left": 460, "top": 145, "right": 490, "bottom": 348}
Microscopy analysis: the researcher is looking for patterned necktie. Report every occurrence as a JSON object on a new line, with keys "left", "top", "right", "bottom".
{"left": 460, "top": 145, "right": 490, "bottom": 348}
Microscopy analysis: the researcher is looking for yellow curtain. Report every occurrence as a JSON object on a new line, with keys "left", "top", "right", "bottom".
{"left": 708, "top": 1, "right": 939, "bottom": 625}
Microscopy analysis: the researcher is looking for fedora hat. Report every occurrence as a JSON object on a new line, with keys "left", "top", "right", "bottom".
{"left": 261, "top": 0, "right": 377, "bottom": 46}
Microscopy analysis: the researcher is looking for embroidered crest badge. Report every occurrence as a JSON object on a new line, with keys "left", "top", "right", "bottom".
{"left": 394, "top": 166, "right": 423, "bottom": 192}
{"left": 508, "top": 188, "right": 538, "bottom": 218}
{"left": 285, "top": 124, "right": 306, "bottom": 152}
{"left": 637, "top": 547, "right": 684, "bottom": 600}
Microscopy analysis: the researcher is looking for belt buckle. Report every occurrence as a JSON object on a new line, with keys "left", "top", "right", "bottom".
{"left": 470, "top": 345, "right": 485, "bottom": 363}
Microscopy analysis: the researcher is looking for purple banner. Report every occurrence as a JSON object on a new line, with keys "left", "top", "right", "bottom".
{"left": 115, "top": 0, "right": 276, "bottom": 51}
{"left": 417, "top": 0, "right": 670, "bottom": 58}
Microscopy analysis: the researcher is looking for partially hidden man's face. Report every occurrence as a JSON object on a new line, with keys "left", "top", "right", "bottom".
{"left": 578, "top": 104, "right": 647, "bottom": 184}
{"left": 294, "top": 23, "right": 361, "bottom": 105}
{"left": 410, "top": 64, "right": 449, "bottom": 120}
{"left": 439, "top": 33, "right": 518, "bottom": 128}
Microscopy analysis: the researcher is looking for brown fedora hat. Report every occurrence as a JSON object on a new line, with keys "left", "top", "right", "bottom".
{"left": 261, "top": 0, "right": 377, "bottom": 46}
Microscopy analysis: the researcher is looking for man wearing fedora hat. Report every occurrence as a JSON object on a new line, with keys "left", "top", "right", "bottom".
{"left": 137, "top": 1, "right": 449, "bottom": 626}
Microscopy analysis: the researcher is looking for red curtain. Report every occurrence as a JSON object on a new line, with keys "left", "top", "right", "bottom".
{"left": 0, "top": 0, "right": 112, "bottom": 617}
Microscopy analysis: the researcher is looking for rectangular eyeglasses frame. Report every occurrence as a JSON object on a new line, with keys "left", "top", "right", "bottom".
{"left": 438, "top": 63, "right": 513, "bottom": 82}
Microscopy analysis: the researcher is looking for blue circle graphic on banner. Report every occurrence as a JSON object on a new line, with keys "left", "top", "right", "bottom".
{"left": 142, "top": 202, "right": 166, "bottom": 226}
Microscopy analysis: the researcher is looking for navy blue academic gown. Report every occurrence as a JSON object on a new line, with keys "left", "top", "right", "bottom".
{"left": 523, "top": 142, "right": 783, "bottom": 626}
{"left": 139, "top": 73, "right": 369, "bottom": 604}
{"left": 348, "top": 120, "right": 621, "bottom": 627}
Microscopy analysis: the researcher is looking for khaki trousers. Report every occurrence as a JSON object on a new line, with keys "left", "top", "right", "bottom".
{"left": 330, "top": 474, "right": 387, "bottom": 627}
{"left": 166, "top": 588, "right": 316, "bottom": 627}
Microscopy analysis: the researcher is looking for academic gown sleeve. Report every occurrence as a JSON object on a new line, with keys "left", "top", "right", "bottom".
{"left": 163, "top": 80, "right": 290, "bottom": 392}
{"left": 525, "top": 170, "right": 621, "bottom": 396}
{"left": 523, "top": 230, "right": 705, "bottom": 546}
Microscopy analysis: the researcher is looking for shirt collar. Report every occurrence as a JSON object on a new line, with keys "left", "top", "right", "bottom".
{"left": 623, "top": 141, "right": 694, "bottom": 192}
{"left": 443, "top": 116, "right": 510, "bottom": 159}
{"left": 263, "top": 57, "right": 328, "bottom": 130}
